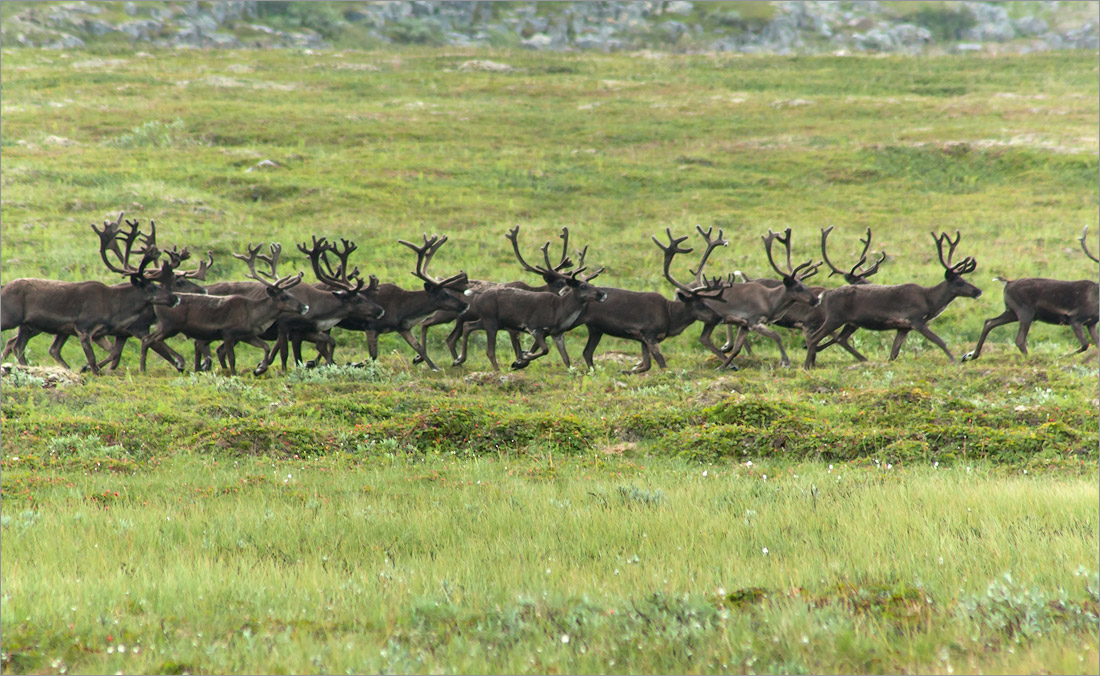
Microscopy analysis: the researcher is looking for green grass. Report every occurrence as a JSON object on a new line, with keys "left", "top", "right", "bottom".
{"left": 1, "top": 47, "right": 1098, "bottom": 674}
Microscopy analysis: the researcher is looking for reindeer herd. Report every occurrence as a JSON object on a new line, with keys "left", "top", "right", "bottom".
{"left": 2, "top": 213, "right": 1097, "bottom": 377}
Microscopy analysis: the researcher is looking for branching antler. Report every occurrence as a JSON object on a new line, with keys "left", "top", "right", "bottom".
{"left": 1080, "top": 226, "right": 1099, "bottom": 264}
{"left": 931, "top": 230, "right": 977, "bottom": 276}
{"left": 689, "top": 225, "right": 728, "bottom": 286}
{"left": 398, "top": 233, "right": 467, "bottom": 288}
{"left": 299, "top": 236, "right": 365, "bottom": 294}
{"left": 763, "top": 228, "right": 819, "bottom": 281}
{"left": 92, "top": 212, "right": 160, "bottom": 278}
{"left": 652, "top": 228, "right": 726, "bottom": 298}
{"left": 235, "top": 242, "right": 303, "bottom": 289}
{"left": 821, "top": 226, "right": 886, "bottom": 283}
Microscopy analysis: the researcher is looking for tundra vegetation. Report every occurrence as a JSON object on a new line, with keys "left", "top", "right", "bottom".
{"left": 1, "top": 46, "right": 1098, "bottom": 674}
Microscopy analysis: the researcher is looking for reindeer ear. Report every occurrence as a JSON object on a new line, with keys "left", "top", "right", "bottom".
{"left": 424, "top": 282, "right": 435, "bottom": 292}
{"left": 266, "top": 286, "right": 280, "bottom": 298}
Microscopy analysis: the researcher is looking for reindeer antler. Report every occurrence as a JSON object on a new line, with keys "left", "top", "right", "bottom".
{"left": 821, "top": 226, "right": 886, "bottom": 283}
{"left": 1080, "top": 226, "right": 1099, "bottom": 264}
{"left": 931, "top": 230, "right": 977, "bottom": 276}
{"left": 764, "top": 228, "right": 819, "bottom": 281}
{"left": 299, "top": 236, "right": 365, "bottom": 294}
{"left": 235, "top": 242, "right": 303, "bottom": 289}
{"left": 652, "top": 229, "right": 726, "bottom": 298}
{"left": 398, "top": 233, "right": 467, "bottom": 288}
{"left": 689, "top": 224, "right": 728, "bottom": 286}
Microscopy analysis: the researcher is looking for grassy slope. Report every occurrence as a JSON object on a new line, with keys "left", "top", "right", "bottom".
{"left": 1, "top": 48, "right": 1098, "bottom": 674}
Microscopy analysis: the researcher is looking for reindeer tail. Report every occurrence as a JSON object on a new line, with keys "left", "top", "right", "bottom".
{"left": 992, "top": 276, "right": 1012, "bottom": 285}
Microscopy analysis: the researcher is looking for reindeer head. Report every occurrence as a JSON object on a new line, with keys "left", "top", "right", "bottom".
{"left": 931, "top": 231, "right": 982, "bottom": 299}
{"left": 506, "top": 225, "right": 606, "bottom": 302}
{"left": 235, "top": 243, "right": 310, "bottom": 316}
{"left": 299, "top": 236, "right": 385, "bottom": 319}
{"left": 763, "top": 228, "right": 821, "bottom": 307}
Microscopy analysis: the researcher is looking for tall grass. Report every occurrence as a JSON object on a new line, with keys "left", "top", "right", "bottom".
{"left": 2, "top": 454, "right": 1097, "bottom": 674}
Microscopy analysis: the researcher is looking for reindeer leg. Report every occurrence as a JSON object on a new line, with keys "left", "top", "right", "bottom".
{"left": 626, "top": 341, "right": 654, "bottom": 374}
{"left": 514, "top": 331, "right": 550, "bottom": 370}
{"left": 550, "top": 332, "right": 571, "bottom": 368}
{"left": 830, "top": 325, "right": 867, "bottom": 362}
{"left": 913, "top": 324, "right": 955, "bottom": 362}
{"left": 697, "top": 322, "right": 727, "bottom": 360}
{"left": 747, "top": 324, "right": 788, "bottom": 366}
{"left": 217, "top": 341, "right": 239, "bottom": 375}
{"left": 719, "top": 324, "right": 736, "bottom": 352}
{"left": 508, "top": 329, "right": 525, "bottom": 363}
{"left": 804, "top": 319, "right": 843, "bottom": 369}
{"left": 75, "top": 329, "right": 101, "bottom": 374}
{"left": 456, "top": 319, "right": 483, "bottom": 367}
{"left": 1068, "top": 322, "right": 1091, "bottom": 354}
{"left": 483, "top": 321, "right": 500, "bottom": 371}
{"left": 398, "top": 329, "right": 439, "bottom": 371}
{"left": 1012, "top": 309, "right": 1035, "bottom": 357}
{"left": 1, "top": 333, "right": 21, "bottom": 363}
{"left": 1087, "top": 322, "right": 1098, "bottom": 348}
{"left": 581, "top": 327, "right": 604, "bottom": 370}
{"left": 46, "top": 333, "right": 70, "bottom": 370}
{"left": 887, "top": 330, "right": 911, "bottom": 361}
{"left": 968, "top": 309, "right": 1016, "bottom": 362}
{"left": 444, "top": 319, "right": 464, "bottom": 363}
{"left": 366, "top": 330, "right": 379, "bottom": 361}
{"left": 234, "top": 336, "right": 272, "bottom": 376}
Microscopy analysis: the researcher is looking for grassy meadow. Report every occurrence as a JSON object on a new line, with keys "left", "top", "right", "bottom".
{"left": 1, "top": 46, "right": 1098, "bottom": 674}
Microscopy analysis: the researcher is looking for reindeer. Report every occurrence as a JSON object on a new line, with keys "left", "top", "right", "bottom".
{"left": 139, "top": 243, "right": 308, "bottom": 375}
{"left": 269, "top": 236, "right": 386, "bottom": 370}
{"left": 697, "top": 228, "right": 822, "bottom": 369}
{"left": 198, "top": 238, "right": 384, "bottom": 373}
{"left": 88, "top": 222, "right": 213, "bottom": 371}
{"left": 337, "top": 234, "right": 469, "bottom": 371}
{"left": 453, "top": 230, "right": 607, "bottom": 371}
{"left": 420, "top": 225, "right": 576, "bottom": 368}
{"left": 723, "top": 226, "right": 886, "bottom": 363}
{"left": 1, "top": 213, "right": 180, "bottom": 374}
{"left": 803, "top": 231, "right": 982, "bottom": 368}
{"left": 544, "top": 227, "right": 730, "bottom": 374}
{"left": 962, "top": 226, "right": 1099, "bottom": 361}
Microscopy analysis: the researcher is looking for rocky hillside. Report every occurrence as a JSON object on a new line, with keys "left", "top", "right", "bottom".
{"left": 1, "top": 1, "right": 1097, "bottom": 54}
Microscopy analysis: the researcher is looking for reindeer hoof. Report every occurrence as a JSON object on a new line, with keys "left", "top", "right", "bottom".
{"left": 961, "top": 351, "right": 977, "bottom": 362}
{"left": 510, "top": 359, "right": 530, "bottom": 371}
{"left": 254, "top": 363, "right": 269, "bottom": 377}
{"left": 411, "top": 355, "right": 424, "bottom": 365}
{"left": 719, "top": 343, "right": 734, "bottom": 353}
{"left": 305, "top": 360, "right": 318, "bottom": 369}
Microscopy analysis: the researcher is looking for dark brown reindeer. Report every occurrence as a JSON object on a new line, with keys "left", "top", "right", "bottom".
{"left": 547, "top": 227, "right": 730, "bottom": 374}
{"left": 724, "top": 226, "right": 886, "bottom": 362}
{"left": 962, "top": 226, "right": 1099, "bottom": 361}
{"left": 420, "top": 225, "right": 576, "bottom": 368}
{"left": 803, "top": 231, "right": 982, "bottom": 368}
{"left": 89, "top": 224, "right": 214, "bottom": 371}
{"left": 453, "top": 231, "right": 608, "bottom": 371}
{"left": 698, "top": 228, "right": 822, "bottom": 369}
{"left": 337, "top": 234, "right": 469, "bottom": 371}
{"left": 1, "top": 213, "right": 180, "bottom": 373}
{"left": 140, "top": 243, "right": 308, "bottom": 375}
{"left": 194, "top": 238, "right": 384, "bottom": 373}
{"left": 271, "top": 236, "right": 385, "bottom": 370}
